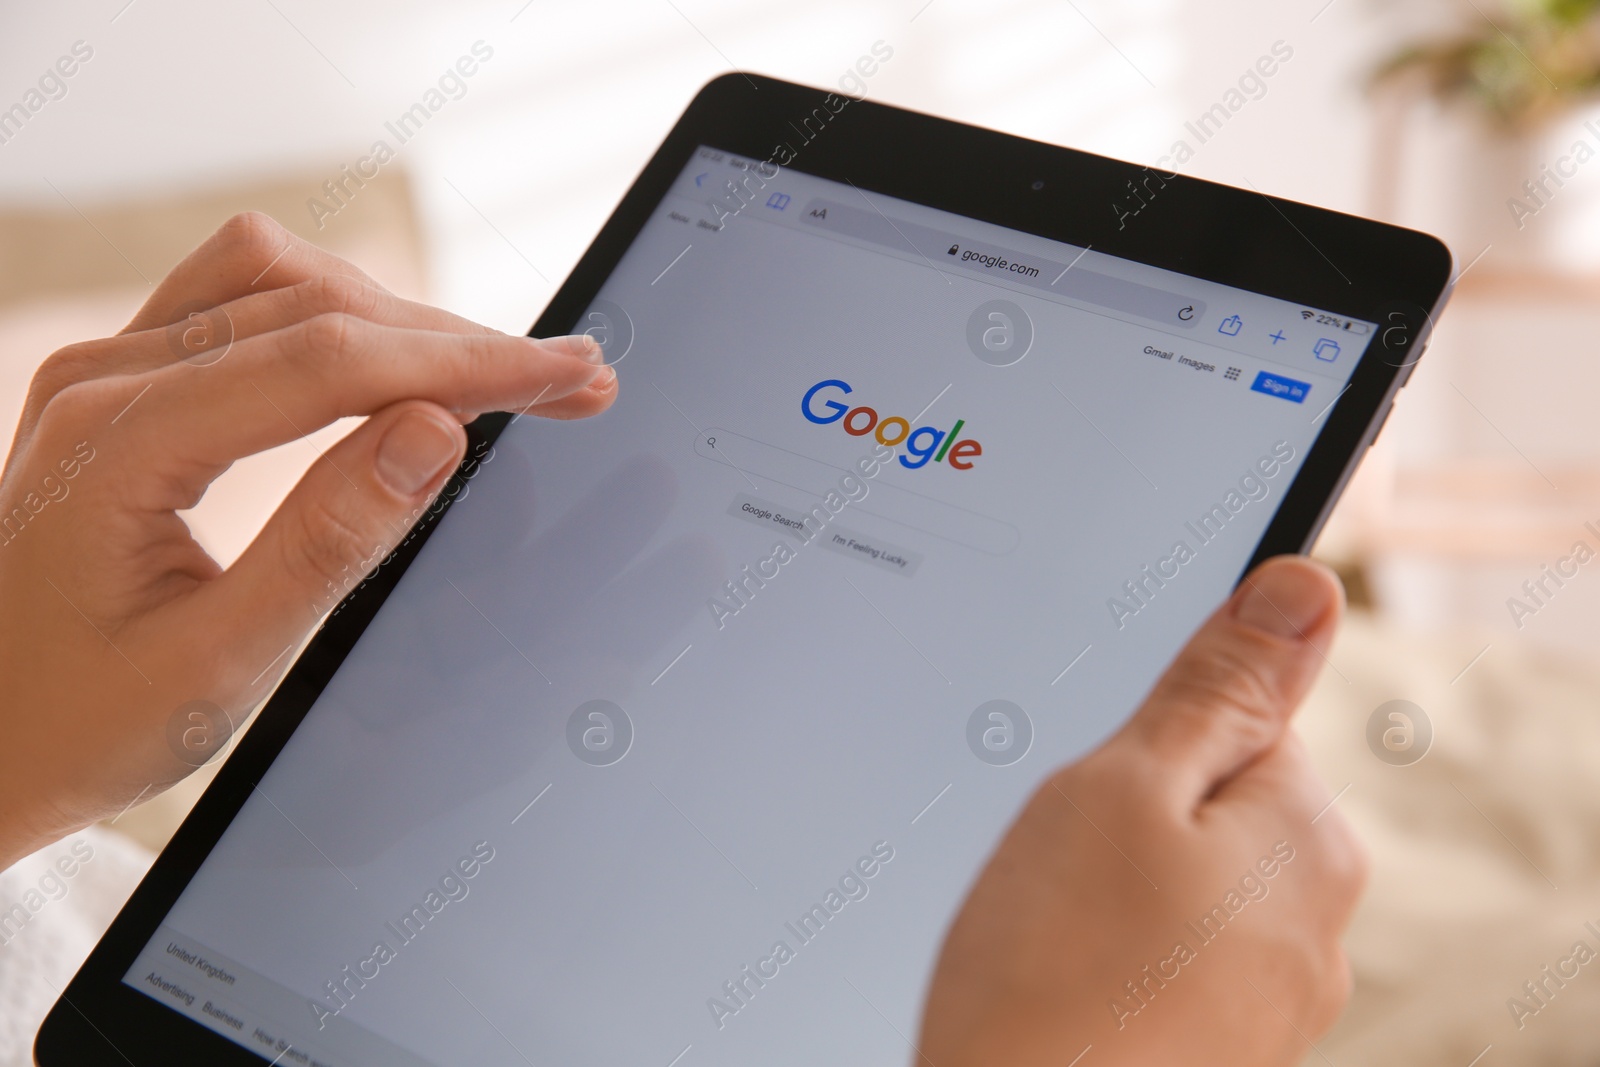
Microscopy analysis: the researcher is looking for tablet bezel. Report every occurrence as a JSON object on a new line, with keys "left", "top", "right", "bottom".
{"left": 37, "top": 72, "right": 1451, "bottom": 1065}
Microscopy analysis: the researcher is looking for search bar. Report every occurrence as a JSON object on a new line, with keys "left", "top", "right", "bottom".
{"left": 798, "top": 199, "right": 1205, "bottom": 329}
{"left": 694, "top": 428, "right": 1020, "bottom": 556}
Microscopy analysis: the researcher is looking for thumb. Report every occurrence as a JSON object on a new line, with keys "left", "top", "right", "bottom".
{"left": 199, "top": 400, "right": 467, "bottom": 689}
{"left": 1115, "top": 555, "right": 1344, "bottom": 808}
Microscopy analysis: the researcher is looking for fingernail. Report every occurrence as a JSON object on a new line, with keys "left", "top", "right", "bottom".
{"left": 532, "top": 333, "right": 606, "bottom": 364}
{"left": 1233, "top": 559, "right": 1337, "bottom": 639}
{"left": 376, "top": 411, "right": 461, "bottom": 496}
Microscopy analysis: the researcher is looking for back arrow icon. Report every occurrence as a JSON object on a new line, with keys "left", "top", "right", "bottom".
{"left": 695, "top": 172, "right": 709, "bottom": 187}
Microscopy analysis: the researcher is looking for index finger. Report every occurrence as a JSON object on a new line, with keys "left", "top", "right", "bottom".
{"left": 123, "top": 212, "right": 381, "bottom": 334}
{"left": 114, "top": 319, "right": 608, "bottom": 479}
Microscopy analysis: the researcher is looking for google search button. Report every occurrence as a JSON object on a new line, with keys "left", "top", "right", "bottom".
{"left": 1250, "top": 371, "right": 1311, "bottom": 404}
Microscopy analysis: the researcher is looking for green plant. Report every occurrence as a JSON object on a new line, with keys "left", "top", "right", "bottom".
{"left": 1376, "top": 0, "right": 1600, "bottom": 128}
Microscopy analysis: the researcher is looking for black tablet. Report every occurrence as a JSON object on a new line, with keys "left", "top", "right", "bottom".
{"left": 38, "top": 73, "right": 1451, "bottom": 1066}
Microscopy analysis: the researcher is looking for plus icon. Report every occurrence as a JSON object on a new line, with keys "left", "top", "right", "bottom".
{"left": 1269, "top": 330, "right": 1287, "bottom": 345}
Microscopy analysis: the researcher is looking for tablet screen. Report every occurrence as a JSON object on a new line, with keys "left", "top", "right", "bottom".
{"left": 122, "top": 146, "right": 1372, "bottom": 1066}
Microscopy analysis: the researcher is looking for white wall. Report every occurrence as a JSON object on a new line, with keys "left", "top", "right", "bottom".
{"left": 1, "top": 0, "right": 1389, "bottom": 330}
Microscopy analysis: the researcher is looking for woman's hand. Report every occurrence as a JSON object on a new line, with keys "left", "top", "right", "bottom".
{"left": 0, "top": 213, "right": 616, "bottom": 869}
{"left": 921, "top": 555, "right": 1365, "bottom": 1067}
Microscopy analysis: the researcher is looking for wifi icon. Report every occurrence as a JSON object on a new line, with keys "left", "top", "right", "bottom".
{"left": 1300, "top": 310, "right": 1315, "bottom": 320}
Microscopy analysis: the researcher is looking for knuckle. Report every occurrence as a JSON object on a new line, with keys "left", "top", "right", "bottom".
{"left": 297, "top": 312, "right": 366, "bottom": 365}
{"left": 1307, "top": 951, "right": 1353, "bottom": 1034}
{"left": 213, "top": 211, "right": 288, "bottom": 263}
{"left": 37, "top": 378, "right": 113, "bottom": 432}
{"left": 1271, "top": 939, "right": 1350, "bottom": 1038}
{"left": 425, "top": 330, "right": 507, "bottom": 395}
{"left": 460, "top": 329, "right": 505, "bottom": 370}
{"left": 1318, "top": 816, "right": 1371, "bottom": 900}
{"left": 26, "top": 379, "right": 117, "bottom": 461}
{"left": 28, "top": 342, "right": 107, "bottom": 405}
{"left": 300, "top": 274, "right": 379, "bottom": 320}
{"left": 285, "top": 495, "right": 382, "bottom": 601}
{"left": 1158, "top": 641, "right": 1288, "bottom": 739}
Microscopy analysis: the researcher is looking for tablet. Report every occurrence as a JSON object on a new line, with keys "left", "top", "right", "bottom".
{"left": 38, "top": 73, "right": 1451, "bottom": 1066}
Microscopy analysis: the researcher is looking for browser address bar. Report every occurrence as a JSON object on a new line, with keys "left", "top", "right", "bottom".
{"left": 798, "top": 198, "right": 1206, "bottom": 330}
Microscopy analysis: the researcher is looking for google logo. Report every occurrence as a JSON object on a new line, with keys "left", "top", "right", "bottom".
{"left": 802, "top": 379, "right": 982, "bottom": 470}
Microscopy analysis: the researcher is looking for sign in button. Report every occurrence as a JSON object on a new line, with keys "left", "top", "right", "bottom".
{"left": 1250, "top": 371, "right": 1311, "bottom": 403}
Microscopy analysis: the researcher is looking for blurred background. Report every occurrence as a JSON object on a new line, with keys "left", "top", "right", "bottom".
{"left": 5, "top": 0, "right": 1600, "bottom": 1062}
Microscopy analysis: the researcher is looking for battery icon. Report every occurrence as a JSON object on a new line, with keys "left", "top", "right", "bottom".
{"left": 1342, "top": 321, "right": 1371, "bottom": 335}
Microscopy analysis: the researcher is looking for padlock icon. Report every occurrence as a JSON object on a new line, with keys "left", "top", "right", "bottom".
{"left": 948, "top": 244, "right": 960, "bottom": 255}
